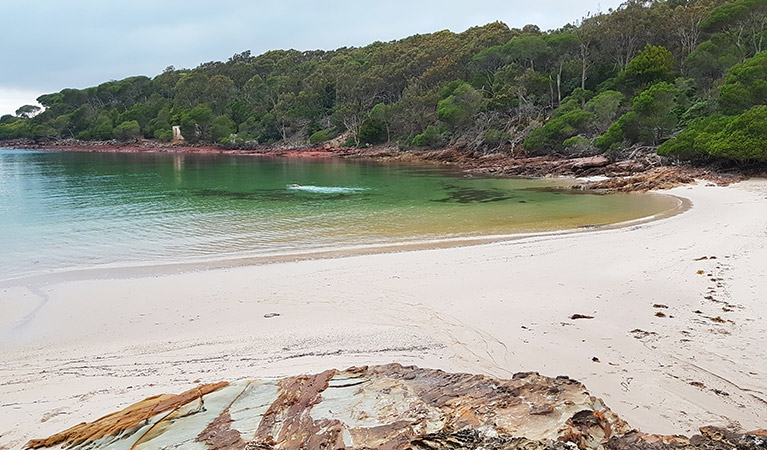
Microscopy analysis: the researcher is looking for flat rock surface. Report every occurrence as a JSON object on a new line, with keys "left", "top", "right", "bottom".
{"left": 25, "top": 364, "right": 767, "bottom": 450}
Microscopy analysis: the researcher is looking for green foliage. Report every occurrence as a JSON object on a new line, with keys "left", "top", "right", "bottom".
{"left": 659, "top": 106, "right": 767, "bottom": 162}
{"left": 524, "top": 108, "right": 595, "bottom": 153}
{"left": 631, "top": 82, "right": 680, "bottom": 143}
{"left": 15, "top": 104, "right": 41, "bottom": 119}
{"left": 437, "top": 82, "right": 483, "bottom": 130}
{"left": 562, "top": 135, "right": 592, "bottom": 153}
{"left": 358, "top": 118, "right": 387, "bottom": 144}
{"left": 179, "top": 105, "right": 213, "bottom": 143}
{"left": 596, "top": 82, "right": 680, "bottom": 150}
{"left": 552, "top": 98, "right": 581, "bottom": 118}
{"left": 154, "top": 129, "right": 173, "bottom": 142}
{"left": 679, "top": 99, "right": 718, "bottom": 127}
{"left": 0, "top": 119, "right": 31, "bottom": 139}
{"left": 89, "top": 114, "right": 114, "bottom": 140}
{"left": 309, "top": 129, "right": 331, "bottom": 145}
{"left": 595, "top": 112, "right": 638, "bottom": 151}
{"left": 237, "top": 113, "right": 281, "bottom": 143}
{"left": 584, "top": 90, "right": 624, "bottom": 132}
{"left": 687, "top": 33, "right": 742, "bottom": 89}
{"left": 211, "top": 115, "right": 236, "bottom": 142}
{"left": 616, "top": 44, "right": 675, "bottom": 92}
{"left": 113, "top": 120, "right": 141, "bottom": 141}
{"left": 566, "top": 88, "right": 594, "bottom": 105}
{"left": 0, "top": 114, "right": 18, "bottom": 124}
{"left": 718, "top": 52, "right": 767, "bottom": 114}
{"left": 594, "top": 82, "right": 679, "bottom": 150}
{"left": 2, "top": 1, "right": 761, "bottom": 166}
{"left": 412, "top": 125, "right": 448, "bottom": 148}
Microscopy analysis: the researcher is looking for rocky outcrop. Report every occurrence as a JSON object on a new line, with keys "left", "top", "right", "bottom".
{"left": 24, "top": 364, "right": 767, "bottom": 450}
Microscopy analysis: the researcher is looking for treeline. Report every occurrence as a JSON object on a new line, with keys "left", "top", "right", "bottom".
{"left": 3, "top": 0, "right": 767, "bottom": 162}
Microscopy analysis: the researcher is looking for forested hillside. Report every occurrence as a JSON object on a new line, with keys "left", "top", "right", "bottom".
{"left": 3, "top": 0, "right": 767, "bottom": 162}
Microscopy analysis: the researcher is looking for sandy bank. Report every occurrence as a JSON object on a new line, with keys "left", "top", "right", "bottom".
{"left": 1, "top": 179, "right": 766, "bottom": 448}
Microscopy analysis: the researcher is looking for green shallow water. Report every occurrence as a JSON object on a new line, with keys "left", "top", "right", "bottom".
{"left": 0, "top": 149, "right": 680, "bottom": 280}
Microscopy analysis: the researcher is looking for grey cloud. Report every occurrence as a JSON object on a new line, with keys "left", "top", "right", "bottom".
{"left": 0, "top": 0, "right": 623, "bottom": 109}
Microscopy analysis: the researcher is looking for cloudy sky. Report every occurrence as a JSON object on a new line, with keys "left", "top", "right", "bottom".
{"left": 0, "top": 0, "right": 623, "bottom": 116}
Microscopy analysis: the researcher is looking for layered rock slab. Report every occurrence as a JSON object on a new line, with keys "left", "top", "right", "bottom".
{"left": 25, "top": 364, "right": 767, "bottom": 450}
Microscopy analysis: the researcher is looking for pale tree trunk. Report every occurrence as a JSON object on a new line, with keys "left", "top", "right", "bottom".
{"left": 556, "top": 61, "right": 563, "bottom": 105}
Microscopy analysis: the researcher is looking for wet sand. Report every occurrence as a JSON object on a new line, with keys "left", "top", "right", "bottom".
{"left": 1, "top": 179, "right": 766, "bottom": 448}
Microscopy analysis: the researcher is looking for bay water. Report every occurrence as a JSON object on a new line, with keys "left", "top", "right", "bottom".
{"left": 0, "top": 149, "right": 680, "bottom": 280}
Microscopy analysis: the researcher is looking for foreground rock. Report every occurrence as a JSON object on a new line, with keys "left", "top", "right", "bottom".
{"left": 25, "top": 364, "right": 766, "bottom": 450}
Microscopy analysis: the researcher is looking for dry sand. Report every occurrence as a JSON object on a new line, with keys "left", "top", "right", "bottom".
{"left": 1, "top": 179, "right": 767, "bottom": 449}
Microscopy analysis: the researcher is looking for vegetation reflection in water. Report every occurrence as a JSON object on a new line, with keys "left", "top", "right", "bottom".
{"left": 0, "top": 149, "right": 679, "bottom": 279}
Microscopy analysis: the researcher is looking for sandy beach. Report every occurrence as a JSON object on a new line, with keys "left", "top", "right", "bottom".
{"left": 1, "top": 178, "right": 766, "bottom": 449}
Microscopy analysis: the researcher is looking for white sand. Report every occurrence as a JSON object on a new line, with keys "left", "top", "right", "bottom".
{"left": 1, "top": 179, "right": 767, "bottom": 449}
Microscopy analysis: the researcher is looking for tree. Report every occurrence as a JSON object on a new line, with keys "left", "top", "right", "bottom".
{"left": 687, "top": 33, "right": 742, "bottom": 89}
{"left": 113, "top": 120, "right": 141, "bottom": 141}
{"left": 470, "top": 45, "right": 509, "bottom": 94}
{"left": 718, "top": 51, "right": 767, "bottom": 114}
{"left": 596, "top": 81, "right": 680, "bottom": 149}
{"left": 173, "top": 72, "right": 208, "bottom": 109}
{"left": 179, "top": 105, "right": 213, "bottom": 143}
{"left": 546, "top": 31, "right": 580, "bottom": 104}
{"left": 597, "top": 0, "right": 657, "bottom": 71}
{"left": 524, "top": 108, "right": 595, "bottom": 153}
{"left": 206, "top": 75, "right": 236, "bottom": 115}
{"left": 584, "top": 90, "right": 625, "bottom": 132}
{"left": 15, "top": 104, "right": 41, "bottom": 119}
{"left": 437, "top": 82, "right": 484, "bottom": 130}
{"left": 503, "top": 35, "right": 551, "bottom": 72}
{"left": 211, "top": 115, "right": 236, "bottom": 142}
{"left": 702, "top": 0, "right": 767, "bottom": 56}
{"left": 616, "top": 44, "right": 675, "bottom": 92}
{"left": 668, "top": 1, "right": 718, "bottom": 74}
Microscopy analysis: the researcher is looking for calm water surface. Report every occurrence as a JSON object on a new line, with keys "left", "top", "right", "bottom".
{"left": 0, "top": 149, "right": 679, "bottom": 280}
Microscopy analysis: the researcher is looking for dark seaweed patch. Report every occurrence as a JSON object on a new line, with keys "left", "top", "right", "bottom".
{"left": 431, "top": 186, "right": 516, "bottom": 204}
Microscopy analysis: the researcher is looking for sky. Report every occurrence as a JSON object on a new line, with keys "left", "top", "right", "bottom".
{"left": 0, "top": 0, "right": 625, "bottom": 116}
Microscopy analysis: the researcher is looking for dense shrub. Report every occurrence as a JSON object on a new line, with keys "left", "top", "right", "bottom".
{"left": 309, "top": 129, "right": 330, "bottom": 145}
{"left": 113, "top": 120, "right": 141, "bottom": 141}
{"left": 659, "top": 106, "right": 767, "bottom": 162}
{"left": 412, "top": 125, "right": 448, "bottom": 148}
{"left": 523, "top": 109, "right": 595, "bottom": 153}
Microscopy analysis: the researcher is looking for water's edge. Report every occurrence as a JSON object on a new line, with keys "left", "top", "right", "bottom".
{"left": 0, "top": 192, "right": 690, "bottom": 288}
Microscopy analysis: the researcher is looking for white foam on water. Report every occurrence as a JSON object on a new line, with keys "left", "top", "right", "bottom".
{"left": 287, "top": 185, "right": 368, "bottom": 194}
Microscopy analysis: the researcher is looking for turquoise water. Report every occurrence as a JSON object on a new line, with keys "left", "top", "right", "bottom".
{"left": 0, "top": 149, "right": 679, "bottom": 280}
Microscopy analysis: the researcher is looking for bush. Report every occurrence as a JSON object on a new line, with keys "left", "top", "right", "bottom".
{"left": 584, "top": 90, "right": 624, "bottom": 132}
{"left": 523, "top": 109, "right": 595, "bottom": 153}
{"left": 595, "top": 82, "right": 680, "bottom": 150}
{"left": 412, "top": 125, "right": 447, "bottom": 148}
{"left": 358, "top": 118, "right": 387, "bottom": 144}
{"left": 113, "top": 120, "right": 141, "bottom": 141}
{"left": 437, "top": 83, "right": 483, "bottom": 130}
{"left": 211, "top": 115, "right": 236, "bottom": 143}
{"left": 179, "top": 104, "right": 213, "bottom": 143}
{"left": 0, "top": 120, "right": 32, "bottom": 139}
{"left": 309, "top": 129, "right": 330, "bottom": 145}
{"left": 616, "top": 44, "right": 674, "bottom": 92}
{"left": 562, "top": 135, "right": 593, "bottom": 154}
{"left": 154, "top": 129, "right": 173, "bottom": 142}
{"left": 660, "top": 107, "right": 767, "bottom": 162}
{"left": 718, "top": 51, "right": 767, "bottom": 114}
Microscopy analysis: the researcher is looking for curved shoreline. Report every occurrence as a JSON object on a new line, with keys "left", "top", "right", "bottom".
{"left": 0, "top": 191, "right": 689, "bottom": 288}
{"left": 2, "top": 179, "right": 766, "bottom": 449}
